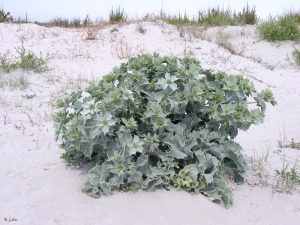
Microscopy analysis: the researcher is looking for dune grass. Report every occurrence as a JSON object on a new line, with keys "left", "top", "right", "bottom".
{"left": 1, "top": 4, "right": 256, "bottom": 27}
{"left": 36, "top": 15, "right": 94, "bottom": 28}
{"left": 163, "top": 3, "right": 257, "bottom": 26}
{"left": 109, "top": 6, "right": 127, "bottom": 23}
{"left": 2, "top": 3, "right": 299, "bottom": 32}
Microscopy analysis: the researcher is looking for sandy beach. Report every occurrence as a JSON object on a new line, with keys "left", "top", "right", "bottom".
{"left": 0, "top": 21, "right": 300, "bottom": 225}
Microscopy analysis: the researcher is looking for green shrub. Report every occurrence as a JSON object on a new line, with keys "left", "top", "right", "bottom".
{"left": 109, "top": 6, "right": 127, "bottom": 23}
{"left": 54, "top": 54, "right": 276, "bottom": 208}
{"left": 292, "top": 47, "right": 300, "bottom": 65}
{"left": 258, "top": 17, "right": 300, "bottom": 41}
{"left": 16, "top": 46, "right": 50, "bottom": 73}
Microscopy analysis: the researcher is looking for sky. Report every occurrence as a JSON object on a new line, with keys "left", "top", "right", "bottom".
{"left": 1, "top": 0, "right": 300, "bottom": 22}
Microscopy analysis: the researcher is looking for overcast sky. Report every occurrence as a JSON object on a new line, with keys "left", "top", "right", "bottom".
{"left": 1, "top": 0, "right": 299, "bottom": 22}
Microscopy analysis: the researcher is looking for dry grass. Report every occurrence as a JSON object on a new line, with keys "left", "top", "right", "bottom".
{"left": 84, "top": 25, "right": 99, "bottom": 40}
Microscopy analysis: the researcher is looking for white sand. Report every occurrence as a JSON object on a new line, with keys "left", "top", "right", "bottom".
{"left": 0, "top": 21, "right": 300, "bottom": 225}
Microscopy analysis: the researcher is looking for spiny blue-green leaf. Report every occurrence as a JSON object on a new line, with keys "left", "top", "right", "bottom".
{"left": 164, "top": 133, "right": 197, "bottom": 159}
{"left": 90, "top": 163, "right": 114, "bottom": 177}
{"left": 81, "top": 140, "right": 97, "bottom": 158}
{"left": 142, "top": 90, "right": 165, "bottom": 103}
{"left": 143, "top": 177, "right": 163, "bottom": 191}
{"left": 182, "top": 113, "right": 201, "bottom": 132}
{"left": 83, "top": 177, "right": 102, "bottom": 198}
{"left": 214, "top": 178, "right": 233, "bottom": 208}
{"left": 128, "top": 171, "right": 143, "bottom": 184}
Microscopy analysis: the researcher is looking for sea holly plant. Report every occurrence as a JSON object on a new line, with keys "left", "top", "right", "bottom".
{"left": 54, "top": 53, "right": 276, "bottom": 208}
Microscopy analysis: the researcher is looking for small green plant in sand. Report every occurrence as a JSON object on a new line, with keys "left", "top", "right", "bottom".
{"left": 274, "top": 160, "right": 300, "bottom": 193}
{"left": 109, "top": 6, "right": 127, "bottom": 23}
{"left": 15, "top": 46, "right": 50, "bottom": 73}
{"left": 54, "top": 54, "right": 276, "bottom": 208}
{"left": 292, "top": 47, "right": 300, "bottom": 65}
{"left": 1, "top": 47, "right": 50, "bottom": 73}
{"left": 258, "top": 16, "right": 300, "bottom": 41}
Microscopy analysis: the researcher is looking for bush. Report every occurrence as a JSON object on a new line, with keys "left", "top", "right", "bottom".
{"left": 0, "top": 46, "right": 50, "bottom": 73}
{"left": 16, "top": 46, "right": 50, "bottom": 73}
{"left": 258, "top": 17, "right": 300, "bottom": 41}
{"left": 54, "top": 54, "right": 276, "bottom": 208}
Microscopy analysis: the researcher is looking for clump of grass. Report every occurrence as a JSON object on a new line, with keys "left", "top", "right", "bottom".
{"left": 258, "top": 16, "right": 300, "bottom": 41}
{"left": 16, "top": 46, "right": 50, "bottom": 73}
{"left": 198, "top": 7, "right": 235, "bottom": 26}
{"left": 292, "top": 47, "right": 300, "bottom": 65}
{"left": 234, "top": 3, "right": 257, "bottom": 25}
{"left": 109, "top": 6, "right": 127, "bottom": 23}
